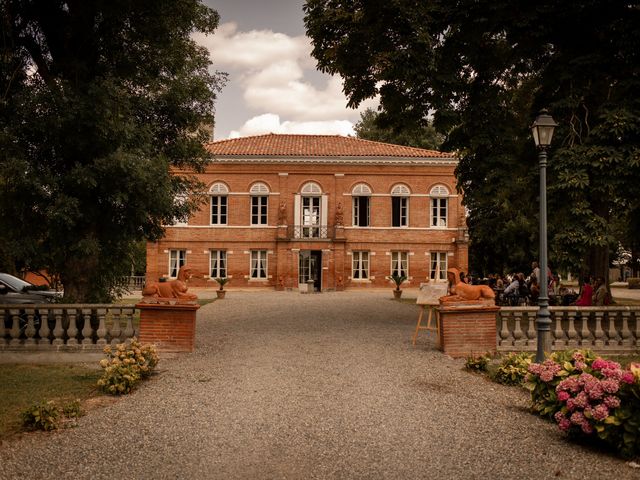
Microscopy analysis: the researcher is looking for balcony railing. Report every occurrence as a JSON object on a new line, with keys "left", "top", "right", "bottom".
{"left": 288, "top": 225, "right": 333, "bottom": 239}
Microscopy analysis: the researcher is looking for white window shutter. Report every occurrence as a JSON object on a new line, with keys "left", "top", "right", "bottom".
{"left": 320, "top": 195, "right": 328, "bottom": 226}
{"left": 294, "top": 194, "right": 301, "bottom": 226}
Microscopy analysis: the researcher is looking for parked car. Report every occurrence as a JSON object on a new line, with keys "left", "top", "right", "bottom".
{"left": 0, "top": 273, "right": 62, "bottom": 304}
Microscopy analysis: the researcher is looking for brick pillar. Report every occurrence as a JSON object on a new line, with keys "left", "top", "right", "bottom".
{"left": 437, "top": 305, "right": 499, "bottom": 358}
{"left": 334, "top": 228, "right": 346, "bottom": 291}
{"left": 136, "top": 302, "right": 200, "bottom": 352}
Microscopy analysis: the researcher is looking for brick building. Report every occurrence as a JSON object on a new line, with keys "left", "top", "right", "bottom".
{"left": 146, "top": 134, "right": 468, "bottom": 291}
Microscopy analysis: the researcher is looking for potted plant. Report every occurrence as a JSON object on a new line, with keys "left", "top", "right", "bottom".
{"left": 388, "top": 274, "right": 407, "bottom": 299}
{"left": 214, "top": 277, "right": 229, "bottom": 299}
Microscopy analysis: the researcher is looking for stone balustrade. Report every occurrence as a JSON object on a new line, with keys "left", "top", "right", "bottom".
{"left": 498, "top": 306, "right": 640, "bottom": 354}
{"left": 1, "top": 304, "right": 138, "bottom": 352}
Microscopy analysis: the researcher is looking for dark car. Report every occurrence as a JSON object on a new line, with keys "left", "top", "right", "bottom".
{"left": 0, "top": 273, "right": 62, "bottom": 304}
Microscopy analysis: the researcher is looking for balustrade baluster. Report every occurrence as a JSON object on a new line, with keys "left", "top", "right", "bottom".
{"left": 1, "top": 308, "right": 8, "bottom": 345}
{"left": 513, "top": 312, "right": 524, "bottom": 348}
{"left": 81, "top": 308, "right": 93, "bottom": 345}
{"left": 9, "top": 309, "right": 21, "bottom": 346}
{"left": 566, "top": 311, "right": 578, "bottom": 348}
{"left": 552, "top": 311, "right": 566, "bottom": 349}
{"left": 526, "top": 311, "right": 536, "bottom": 348}
{"left": 606, "top": 311, "right": 619, "bottom": 347}
{"left": 124, "top": 308, "right": 135, "bottom": 338}
{"left": 620, "top": 311, "right": 632, "bottom": 347}
{"left": 38, "top": 310, "right": 50, "bottom": 347}
{"left": 110, "top": 308, "right": 122, "bottom": 345}
{"left": 24, "top": 309, "right": 37, "bottom": 345}
{"left": 633, "top": 311, "right": 640, "bottom": 348}
{"left": 52, "top": 309, "right": 64, "bottom": 346}
{"left": 593, "top": 311, "right": 605, "bottom": 348}
{"left": 498, "top": 311, "right": 511, "bottom": 347}
{"left": 96, "top": 308, "right": 107, "bottom": 346}
{"left": 579, "top": 312, "right": 592, "bottom": 347}
{"left": 67, "top": 309, "right": 79, "bottom": 345}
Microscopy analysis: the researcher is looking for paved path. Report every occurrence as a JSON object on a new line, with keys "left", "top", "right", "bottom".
{"left": 1, "top": 291, "right": 638, "bottom": 479}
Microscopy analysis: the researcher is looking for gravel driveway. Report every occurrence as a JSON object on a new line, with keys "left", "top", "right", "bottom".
{"left": 1, "top": 290, "right": 638, "bottom": 479}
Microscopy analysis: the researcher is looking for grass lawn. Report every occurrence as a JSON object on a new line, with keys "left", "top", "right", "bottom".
{"left": 0, "top": 364, "right": 102, "bottom": 439}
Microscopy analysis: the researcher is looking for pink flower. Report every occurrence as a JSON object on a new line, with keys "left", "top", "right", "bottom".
{"left": 558, "top": 376, "right": 580, "bottom": 393}
{"left": 592, "top": 404, "right": 610, "bottom": 421}
{"left": 570, "top": 411, "right": 586, "bottom": 425}
{"left": 574, "top": 361, "right": 587, "bottom": 371}
{"left": 581, "top": 422, "right": 594, "bottom": 434}
{"left": 540, "top": 370, "right": 555, "bottom": 382}
{"left": 554, "top": 411, "right": 565, "bottom": 423}
{"left": 566, "top": 398, "right": 576, "bottom": 412}
{"left": 557, "top": 391, "right": 570, "bottom": 402}
{"left": 604, "top": 396, "right": 620, "bottom": 409}
{"left": 572, "top": 351, "right": 585, "bottom": 363}
{"left": 574, "top": 391, "right": 589, "bottom": 409}
{"left": 622, "top": 372, "right": 635, "bottom": 384}
{"left": 528, "top": 363, "right": 541, "bottom": 375}
{"left": 559, "top": 418, "right": 572, "bottom": 431}
{"left": 601, "top": 378, "right": 620, "bottom": 394}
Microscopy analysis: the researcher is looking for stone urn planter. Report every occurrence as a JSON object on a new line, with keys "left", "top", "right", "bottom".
{"left": 388, "top": 274, "right": 407, "bottom": 300}
{"left": 214, "top": 277, "right": 229, "bottom": 299}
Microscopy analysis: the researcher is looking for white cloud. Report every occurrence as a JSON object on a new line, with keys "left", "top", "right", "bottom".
{"left": 229, "top": 114, "right": 355, "bottom": 138}
{"left": 195, "top": 22, "right": 378, "bottom": 138}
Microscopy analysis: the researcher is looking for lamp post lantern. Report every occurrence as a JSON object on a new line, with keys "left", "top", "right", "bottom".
{"left": 531, "top": 109, "right": 558, "bottom": 363}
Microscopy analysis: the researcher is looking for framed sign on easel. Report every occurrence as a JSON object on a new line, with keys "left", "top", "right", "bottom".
{"left": 412, "top": 261, "right": 448, "bottom": 346}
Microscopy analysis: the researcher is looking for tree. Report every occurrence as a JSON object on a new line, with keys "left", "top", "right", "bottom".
{"left": 304, "top": 0, "right": 640, "bottom": 278}
{"left": 354, "top": 108, "right": 443, "bottom": 150}
{"left": 0, "top": 0, "right": 226, "bottom": 301}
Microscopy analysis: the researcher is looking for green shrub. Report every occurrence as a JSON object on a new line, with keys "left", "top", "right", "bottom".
{"left": 464, "top": 353, "right": 491, "bottom": 373}
{"left": 21, "top": 401, "right": 60, "bottom": 431}
{"left": 628, "top": 278, "right": 640, "bottom": 289}
{"left": 491, "top": 352, "right": 534, "bottom": 385}
{"left": 62, "top": 399, "right": 83, "bottom": 419}
{"left": 97, "top": 338, "right": 159, "bottom": 395}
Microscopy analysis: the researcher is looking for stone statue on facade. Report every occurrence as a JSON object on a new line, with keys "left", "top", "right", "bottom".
{"left": 335, "top": 202, "right": 344, "bottom": 227}
{"left": 278, "top": 201, "right": 287, "bottom": 225}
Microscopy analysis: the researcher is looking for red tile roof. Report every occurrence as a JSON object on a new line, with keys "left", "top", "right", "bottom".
{"left": 205, "top": 134, "right": 454, "bottom": 158}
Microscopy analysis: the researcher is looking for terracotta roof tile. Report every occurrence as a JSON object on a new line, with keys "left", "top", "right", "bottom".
{"left": 205, "top": 134, "right": 454, "bottom": 158}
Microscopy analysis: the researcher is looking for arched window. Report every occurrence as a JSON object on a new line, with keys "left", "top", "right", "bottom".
{"left": 430, "top": 185, "right": 449, "bottom": 227}
{"left": 210, "top": 182, "right": 228, "bottom": 225}
{"left": 249, "top": 182, "right": 270, "bottom": 195}
{"left": 250, "top": 182, "right": 269, "bottom": 225}
{"left": 352, "top": 183, "right": 371, "bottom": 227}
{"left": 301, "top": 182, "right": 322, "bottom": 194}
{"left": 391, "top": 184, "right": 410, "bottom": 227}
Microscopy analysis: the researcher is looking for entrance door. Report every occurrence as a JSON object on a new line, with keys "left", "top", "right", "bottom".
{"left": 299, "top": 250, "right": 322, "bottom": 292}
{"left": 302, "top": 196, "right": 321, "bottom": 238}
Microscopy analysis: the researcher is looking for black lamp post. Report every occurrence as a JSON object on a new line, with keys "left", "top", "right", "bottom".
{"left": 531, "top": 109, "right": 558, "bottom": 363}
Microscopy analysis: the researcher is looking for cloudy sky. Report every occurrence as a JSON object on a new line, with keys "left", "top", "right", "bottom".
{"left": 198, "top": 0, "right": 376, "bottom": 139}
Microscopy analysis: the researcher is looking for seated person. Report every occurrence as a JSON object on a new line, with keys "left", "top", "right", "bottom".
{"left": 592, "top": 277, "right": 609, "bottom": 306}
{"left": 529, "top": 278, "right": 540, "bottom": 303}
{"left": 575, "top": 277, "right": 593, "bottom": 306}
{"left": 503, "top": 275, "right": 520, "bottom": 295}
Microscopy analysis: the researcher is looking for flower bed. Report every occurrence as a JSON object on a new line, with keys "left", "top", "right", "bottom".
{"left": 526, "top": 350, "right": 640, "bottom": 458}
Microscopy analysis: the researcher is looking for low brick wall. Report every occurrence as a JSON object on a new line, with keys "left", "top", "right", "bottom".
{"left": 137, "top": 302, "right": 200, "bottom": 352}
{"left": 438, "top": 305, "right": 499, "bottom": 358}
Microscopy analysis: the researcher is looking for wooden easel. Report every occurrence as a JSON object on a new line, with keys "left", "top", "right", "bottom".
{"left": 412, "top": 263, "right": 447, "bottom": 346}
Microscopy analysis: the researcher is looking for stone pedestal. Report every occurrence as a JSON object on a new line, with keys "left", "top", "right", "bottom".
{"left": 437, "top": 304, "right": 499, "bottom": 358}
{"left": 136, "top": 302, "right": 200, "bottom": 353}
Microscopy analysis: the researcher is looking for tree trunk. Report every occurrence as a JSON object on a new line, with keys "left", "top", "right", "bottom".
{"left": 588, "top": 244, "right": 610, "bottom": 284}
{"left": 60, "top": 256, "right": 99, "bottom": 303}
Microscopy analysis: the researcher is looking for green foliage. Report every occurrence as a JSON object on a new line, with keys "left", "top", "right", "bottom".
{"left": 354, "top": 108, "right": 443, "bottom": 150}
{"left": 97, "top": 338, "right": 159, "bottom": 395}
{"left": 386, "top": 274, "right": 407, "bottom": 290}
{"left": 214, "top": 277, "right": 229, "bottom": 290}
{"left": 21, "top": 401, "right": 60, "bottom": 431}
{"left": 491, "top": 352, "right": 533, "bottom": 386}
{"left": 464, "top": 353, "right": 491, "bottom": 373}
{"left": 0, "top": 1, "right": 227, "bottom": 302}
{"left": 304, "top": 1, "right": 640, "bottom": 277}
{"left": 61, "top": 399, "right": 83, "bottom": 419}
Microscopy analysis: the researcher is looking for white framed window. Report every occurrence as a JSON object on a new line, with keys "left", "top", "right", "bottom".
{"left": 429, "top": 252, "right": 448, "bottom": 280}
{"left": 391, "top": 184, "right": 409, "bottom": 227}
{"left": 352, "top": 251, "right": 369, "bottom": 280}
{"left": 210, "top": 183, "right": 229, "bottom": 225}
{"left": 430, "top": 185, "right": 449, "bottom": 227}
{"left": 391, "top": 251, "right": 408, "bottom": 278}
{"left": 250, "top": 183, "right": 270, "bottom": 226}
{"left": 301, "top": 182, "right": 322, "bottom": 195}
{"left": 169, "top": 249, "right": 186, "bottom": 278}
{"left": 250, "top": 250, "right": 267, "bottom": 279}
{"left": 210, "top": 250, "right": 227, "bottom": 278}
{"left": 352, "top": 183, "right": 371, "bottom": 227}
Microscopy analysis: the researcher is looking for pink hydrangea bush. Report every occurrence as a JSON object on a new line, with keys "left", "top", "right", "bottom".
{"left": 527, "top": 350, "right": 640, "bottom": 458}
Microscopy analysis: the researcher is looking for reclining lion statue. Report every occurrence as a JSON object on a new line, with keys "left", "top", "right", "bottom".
{"left": 439, "top": 267, "right": 495, "bottom": 304}
{"left": 142, "top": 265, "right": 199, "bottom": 300}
